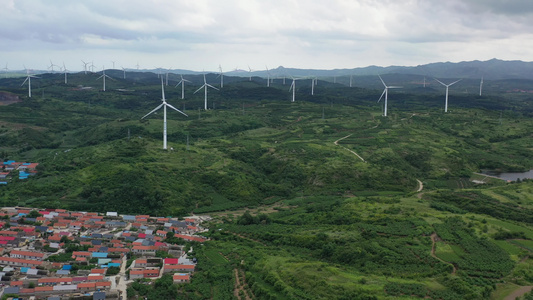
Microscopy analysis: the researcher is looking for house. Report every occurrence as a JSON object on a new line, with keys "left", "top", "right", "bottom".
{"left": 173, "top": 273, "right": 190, "bottom": 283}
{"left": 0, "top": 257, "right": 44, "bottom": 267}
{"left": 143, "top": 268, "right": 159, "bottom": 278}
{"left": 129, "top": 270, "right": 144, "bottom": 280}
{"left": 10, "top": 250, "right": 45, "bottom": 260}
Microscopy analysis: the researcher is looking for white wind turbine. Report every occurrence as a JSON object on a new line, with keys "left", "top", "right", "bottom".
{"left": 311, "top": 77, "right": 316, "bottom": 95}
{"left": 349, "top": 74, "right": 353, "bottom": 87}
{"left": 217, "top": 65, "right": 224, "bottom": 88}
{"left": 434, "top": 78, "right": 461, "bottom": 113}
{"left": 21, "top": 67, "right": 38, "bottom": 98}
{"left": 194, "top": 73, "right": 219, "bottom": 110}
{"left": 165, "top": 68, "right": 172, "bottom": 86}
{"left": 81, "top": 60, "right": 89, "bottom": 74}
{"left": 265, "top": 66, "right": 271, "bottom": 87}
{"left": 248, "top": 66, "right": 253, "bottom": 81}
{"left": 121, "top": 66, "right": 126, "bottom": 79}
{"left": 62, "top": 63, "right": 68, "bottom": 84}
{"left": 2, "top": 63, "right": 8, "bottom": 78}
{"left": 175, "top": 75, "right": 191, "bottom": 100}
{"left": 48, "top": 60, "right": 58, "bottom": 73}
{"left": 96, "top": 67, "right": 113, "bottom": 91}
{"left": 378, "top": 75, "right": 402, "bottom": 117}
{"left": 141, "top": 78, "right": 188, "bottom": 150}
{"left": 288, "top": 76, "right": 301, "bottom": 102}
{"left": 479, "top": 76, "right": 483, "bottom": 96}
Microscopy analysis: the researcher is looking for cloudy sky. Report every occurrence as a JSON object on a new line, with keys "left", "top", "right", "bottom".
{"left": 1, "top": 0, "right": 532, "bottom": 72}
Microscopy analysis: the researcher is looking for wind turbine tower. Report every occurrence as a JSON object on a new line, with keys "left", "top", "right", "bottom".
{"left": 194, "top": 74, "right": 219, "bottom": 110}
{"left": 479, "top": 77, "right": 483, "bottom": 96}
{"left": 218, "top": 65, "right": 224, "bottom": 88}
{"left": 350, "top": 75, "right": 353, "bottom": 87}
{"left": 141, "top": 78, "right": 188, "bottom": 150}
{"left": 62, "top": 63, "right": 68, "bottom": 84}
{"left": 434, "top": 78, "right": 462, "bottom": 113}
{"left": 248, "top": 66, "right": 253, "bottom": 81}
{"left": 121, "top": 67, "right": 126, "bottom": 79}
{"left": 378, "top": 75, "right": 402, "bottom": 117}
{"left": 175, "top": 75, "right": 191, "bottom": 100}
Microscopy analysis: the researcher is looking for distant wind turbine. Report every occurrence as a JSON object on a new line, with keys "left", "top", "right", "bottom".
{"left": 194, "top": 73, "right": 219, "bottom": 110}
{"left": 288, "top": 77, "right": 301, "bottom": 102}
{"left": 378, "top": 75, "right": 402, "bottom": 117}
{"left": 21, "top": 68, "right": 38, "bottom": 98}
{"left": 121, "top": 66, "right": 126, "bottom": 79}
{"left": 349, "top": 74, "right": 353, "bottom": 87}
{"left": 479, "top": 76, "right": 483, "bottom": 96}
{"left": 62, "top": 63, "right": 68, "bottom": 84}
{"left": 217, "top": 65, "right": 224, "bottom": 88}
{"left": 48, "top": 60, "right": 58, "bottom": 73}
{"left": 111, "top": 61, "right": 116, "bottom": 69}
{"left": 248, "top": 66, "right": 253, "bottom": 81}
{"left": 2, "top": 63, "right": 8, "bottom": 78}
{"left": 141, "top": 77, "right": 188, "bottom": 150}
{"left": 136, "top": 62, "right": 140, "bottom": 70}
{"left": 175, "top": 75, "right": 191, "bottom": 100}
{"left": 265, "top": 66, "right": 271, "bottom": 87}
{"left": 434, "top": 78, "right": 462, "bottom": 113}
{"left": 96, "top": 67, "right": 113, "bottom": 91}
{"left": 81, "top": 60, "right": 89, "bottom": 75}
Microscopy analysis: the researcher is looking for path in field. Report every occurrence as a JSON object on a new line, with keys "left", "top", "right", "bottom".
{"left": 234, "top": 268, "right": 253, "bottom": 300}
{"left": 334, "top": 134, "right": 366, "bottom": 163}
{"left": 416, "top": 179, "right": 423, "bottom": 192}
{"left": 505, "top": 286, "right": 532, "bottom": 300}
{"left": 430, "top": 233, "right": 457, "bottom": 275}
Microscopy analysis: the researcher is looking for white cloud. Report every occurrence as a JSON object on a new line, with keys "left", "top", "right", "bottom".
{"left": 1, "top": 0, "right": 533, "bottom": 71}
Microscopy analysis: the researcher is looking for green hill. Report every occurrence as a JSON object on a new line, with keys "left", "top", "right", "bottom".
{"left": 1, "top": 71, "right": 533, "bottom": 299}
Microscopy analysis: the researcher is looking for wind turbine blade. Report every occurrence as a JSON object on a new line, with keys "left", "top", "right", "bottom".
{"left": 21, "top": 77, "right": 29, "bottom": 86}
{"left": 166, "top": 103, "right": 188, "bottom": 117}
{"left": 96, "top": 75, "right": 104, "bottom": 80}
{"left": 388, "top": 86, "right": 403, "bottom": 88}
{"left": 449, "top": 79, "right": 462, "bottom": 86}
{"left": 378, "top": 75, "right": 387, "bottom": 87}
{"left": 433, "top": 78, "right": 446, "bottom": 86}
{"left": 206, "top": 84, "right": 219, "bottom": 90}
{"left": 175, "top": 80, "right": 183, "bottom": 88}
{"left": 141, "top": 104, "right": 164, "bottom": 119}
{"left": 161, "top": 78, "right": 165, "bottom": 100}
{"left": 183, "top": 79, "right": 191, "bottom": 83}
{"left": 194, "top": 85, "right": 205, "bottom": 94}
{"left": 378, "top": 88, "right": 386, "bottom": 102}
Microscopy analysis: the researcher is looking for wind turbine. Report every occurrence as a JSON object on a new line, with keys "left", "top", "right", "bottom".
{"left": 479, "top": 76, "right": 483, "bottom": 96}
{"left": 288, "top": 77, "right": 301, "bottom": 102}
{"left": 48, "top": 60, "right": 58, "bottom": 73}
{"left": 265, "top": 66, "right": 271, "bottom": 87}
{"left": 121, "top": 66, "right": 126, "bottom": 79}
{"left": 135, "top": 62, "right": 140, "bottom": 70}
{"left": 21, "top": 68, "right": 38, "bottom": 98}
{"left": 111, "top": 61, "right": 116, "bottom": 69}
{"left": 311, "top": 77, "right": 316, "bottom": 95}
{"left": 2, "top": 63, "right": 8, "bottom": 78}
{"left": 434, "top": 78, "right": 462, "bottom": 113}
{"left": 349, "top": 74, "right": 353, "bottom": 87}
{"left": 378, "top": 75, "right": 402, "bottom": 117}
{"left": 96, "top": 67, "right": 113, "bottom": 91}
{"left": 62, "top": 62, "right": 68, "bottom": 84}
{"left": 175, "top": 75, "right": 191, "bottom": 100}
{"left": 141, "top": 77, "right": 188, "bottom": 150}
{"left": 81, "top": 60, "right": 89, "bottom": 74}
{"left": 194, "top": 73, "right": 219, "bottom": 110}
{"left": 217, "top": 65, "right": 224, "bottom": 88}
{"left": 248, "top": 66, "right": 253, "bottom": 81}
{"left": 165, "top": 68, "right": 171, "bottom": 86}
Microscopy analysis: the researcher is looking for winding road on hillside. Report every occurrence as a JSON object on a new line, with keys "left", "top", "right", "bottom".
{"left": 334, "top": 134, "right": 366, "bottom": 163}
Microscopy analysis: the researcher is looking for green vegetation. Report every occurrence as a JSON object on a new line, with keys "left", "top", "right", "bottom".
{"left": 1, "top": 72, "right": 533, "bottom": 299}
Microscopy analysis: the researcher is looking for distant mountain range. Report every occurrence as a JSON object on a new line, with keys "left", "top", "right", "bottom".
{"left": 6, "top": 59, "right": 533, "bottom": 81}
{"left": 224, "top": 59, "right": 533, "bottom": 80}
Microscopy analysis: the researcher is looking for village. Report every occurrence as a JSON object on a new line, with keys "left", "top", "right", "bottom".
{"left": 0, "top": 161, "right": 40, "bottom": 184}
{"left": 0, "top": 206, "right": 209, "bottom": 299}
